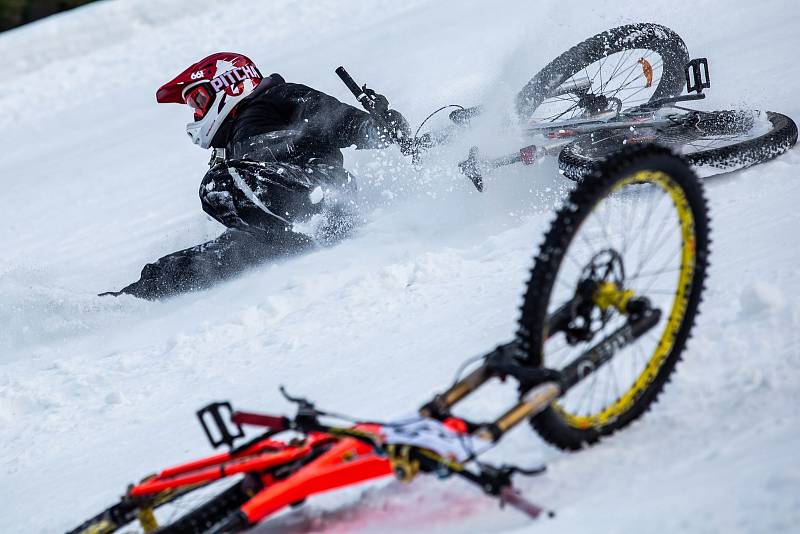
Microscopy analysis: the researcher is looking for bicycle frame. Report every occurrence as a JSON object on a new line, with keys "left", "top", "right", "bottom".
{"left": 71, "top": 255, "right": 665, "bottom": 533}
{"left": 203, "top": 287, "right": 658, "bottom": 528}
{"left": 119, "top": 424, "right": 391, "bottom": 529}
{"left": 455, "top": 99, "right": 711, "bottom": 190}
{"left": 234, "top": 428, "right": 391, "bottom": 524}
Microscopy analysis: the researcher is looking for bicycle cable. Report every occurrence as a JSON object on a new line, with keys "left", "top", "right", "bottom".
{"left": 412, "top": 104, "right": 466, "bottom": 149}
{"left": 449, "top": 353, "right": 486, "bottom": 388}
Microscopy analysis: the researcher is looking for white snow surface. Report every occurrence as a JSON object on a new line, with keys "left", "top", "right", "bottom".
{"left": 2, "top": 0, "right": 800, "bottom": 532}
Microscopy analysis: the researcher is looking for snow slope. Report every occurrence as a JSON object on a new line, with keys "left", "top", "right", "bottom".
{"left": 1, "top": 0, "right": 799, "bottom": 532}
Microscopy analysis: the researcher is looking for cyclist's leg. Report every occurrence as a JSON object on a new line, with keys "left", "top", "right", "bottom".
{"left": 113, "top": 228, "right": 281, "bottom": 299}
{"left": 201, "top": 160, "right": 358, "bottom": 245}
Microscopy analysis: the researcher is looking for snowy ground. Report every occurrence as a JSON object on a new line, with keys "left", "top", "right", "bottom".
{"left": 1, "top": 0, "right": 799, "bottom": 532}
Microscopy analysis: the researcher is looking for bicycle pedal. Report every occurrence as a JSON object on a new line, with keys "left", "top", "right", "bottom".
{"left": 685, "top": 58, "right": 710, "bottom": 94}
{"left": 197, "top": 401, "right": 245, "bottom": 449}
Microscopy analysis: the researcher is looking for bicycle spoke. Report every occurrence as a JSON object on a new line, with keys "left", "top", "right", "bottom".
{"left": 547, "top": 176, "right": 688, "bottom": 422}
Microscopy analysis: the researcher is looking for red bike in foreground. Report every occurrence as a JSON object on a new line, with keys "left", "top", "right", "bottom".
{"left": 69, "top": 145, "right": 710, "bottom": 533}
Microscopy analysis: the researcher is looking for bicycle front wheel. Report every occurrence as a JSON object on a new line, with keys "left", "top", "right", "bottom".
{"left": 517, "top": 144, "right": 710, "bottom": 450}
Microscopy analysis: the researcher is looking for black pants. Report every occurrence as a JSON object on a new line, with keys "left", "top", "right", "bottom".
{"left": 111, "top": 160, "right": 357, "bottom": 300}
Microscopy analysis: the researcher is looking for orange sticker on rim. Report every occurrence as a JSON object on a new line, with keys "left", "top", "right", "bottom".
{"left": 638, "top": 58, "right": 654, "bottom": 88}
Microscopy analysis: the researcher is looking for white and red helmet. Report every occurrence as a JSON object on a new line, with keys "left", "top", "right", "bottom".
{"left": 156, "top": 52, "right": 263, "bottom": 148}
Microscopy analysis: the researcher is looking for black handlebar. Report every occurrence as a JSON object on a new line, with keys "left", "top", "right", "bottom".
{"left": 335, "top": 65, "right": 385, "bottom": 120}
{"left": 335, "top": 66, "right": 366, "bottom": 102}
{"left": 336, "top": 66, "right": 417, "bottom": 157}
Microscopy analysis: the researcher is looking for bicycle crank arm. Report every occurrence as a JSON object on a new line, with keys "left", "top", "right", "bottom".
{"left": 499, "top": 486, "right": 553, "bottom": 519}
{"left": 631, "top": 92, "right": 706, "bottom": 112}
{"left": 458, "top": 146, "right": 501, "bottom": 192}
{"left": 458, "top": 143, "right": 566, "bottom": 192}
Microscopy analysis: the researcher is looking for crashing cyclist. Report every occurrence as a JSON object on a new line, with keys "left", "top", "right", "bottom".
{"left": 106, "top": 52, "right": 409, "bottom": 299}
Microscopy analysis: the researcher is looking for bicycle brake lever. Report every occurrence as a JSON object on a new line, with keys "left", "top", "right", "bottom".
{"left": 279, "top": 385, "right": 315, "bottom": 409}
{"left": 502, "top": 464, "right": 547, "bottom": 477}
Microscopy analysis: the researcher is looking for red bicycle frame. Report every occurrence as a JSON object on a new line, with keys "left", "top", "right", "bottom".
{"left": 128, "top": 423, "right": 392, "bottom": 526}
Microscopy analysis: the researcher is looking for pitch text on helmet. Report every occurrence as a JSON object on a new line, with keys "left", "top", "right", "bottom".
{"left": 210, "top": 66, "right": 259, "bottom": 92}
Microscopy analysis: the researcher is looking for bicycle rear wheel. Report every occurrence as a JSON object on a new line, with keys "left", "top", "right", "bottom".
{"left": 517, "top": 23, "right": 689, "bottom": 122}
{"left": 517, "top": 145, "right": 710, "bottom": 450}
{"left": 559, "top": 110, "right": 798, "bottom": 180}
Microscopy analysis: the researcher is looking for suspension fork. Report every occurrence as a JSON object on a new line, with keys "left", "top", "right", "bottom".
{"left": 420, "top": 298, "right": 661, "bottom": 443}
{"left": 474, "top": 307, "right": 661, "bottom": 442}
{"left": 418, "top": 292, "right": 579, "bottom": 421}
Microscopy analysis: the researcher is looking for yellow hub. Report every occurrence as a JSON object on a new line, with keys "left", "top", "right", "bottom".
{"left": 593, "top": 281, "right": 636, "bottom": 314}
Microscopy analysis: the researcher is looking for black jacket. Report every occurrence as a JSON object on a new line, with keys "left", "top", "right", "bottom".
{"left": 212, "top": 74, "right": 383, "bottom": 166}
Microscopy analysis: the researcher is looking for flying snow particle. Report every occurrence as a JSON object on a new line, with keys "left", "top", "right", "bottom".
{"left": 309, "top": 186, "right": 324, "bottom": 204}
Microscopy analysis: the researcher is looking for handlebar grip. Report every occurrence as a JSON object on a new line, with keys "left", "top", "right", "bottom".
{"left": 232, "top": 411, "right": 289, "bottom": 431}
{"left": 335, "top": 66, "right": 365, "bottom": 100}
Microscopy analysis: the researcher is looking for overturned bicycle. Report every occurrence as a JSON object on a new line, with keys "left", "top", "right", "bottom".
{"left": 344, "top": 23, "right": 795, "bottom": 190}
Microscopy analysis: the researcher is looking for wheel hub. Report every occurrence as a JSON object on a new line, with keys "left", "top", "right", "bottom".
{"left": 564, "top": 249, "right": 627, "bottom": 344}
{"left": 577, "top": 93, "right": 610, "bottom": 115}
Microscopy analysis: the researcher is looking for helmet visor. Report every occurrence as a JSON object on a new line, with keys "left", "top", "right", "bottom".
{"left": 184, "top": 84, "right": 215, "bottom": 121}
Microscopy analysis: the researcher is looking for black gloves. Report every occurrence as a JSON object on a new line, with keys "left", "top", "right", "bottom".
{"left": 381, "top": 108, "right": 412, "bottom": 149}
{"left": 361, "top": 87, "right": 412, "bottom": 153}
{"left": 363, "top": 87, "right": 389, "bottom": 115}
